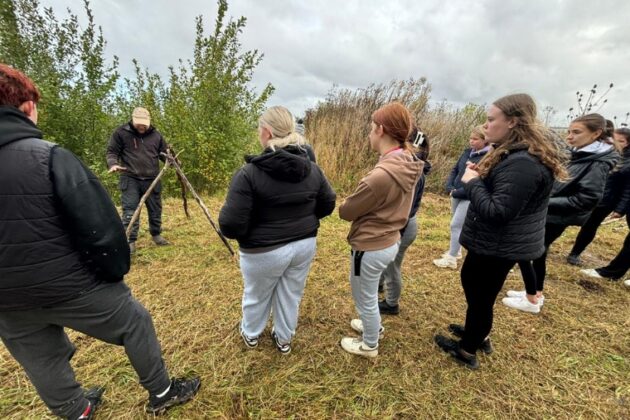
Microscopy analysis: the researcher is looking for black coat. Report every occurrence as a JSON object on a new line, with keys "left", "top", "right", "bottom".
{"left": 0, "top": 106, "right": 129, "bottom": 311}
{"left": 459, "top": 146, "right": 554, "bottom": 260}
{"left": 600, "top": 146, "right": 630, "bottom": 214}
{"left": 547, "top": 146, "right": 618, "bottom": 225}
{"left": 445, "top": 147, "right": 490, "bottom": 199}
{"left": 219, "top": 145, "right": 336, "bottom": 249}
{"left": 106, "top": 123, "right": 168, "bottom": 179}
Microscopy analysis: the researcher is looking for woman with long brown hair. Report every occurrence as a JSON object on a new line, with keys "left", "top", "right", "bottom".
{"left": 434, "top": 93, "right": 566, "bottom": 369}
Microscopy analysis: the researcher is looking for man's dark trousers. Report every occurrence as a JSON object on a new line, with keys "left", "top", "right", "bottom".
{"left": 0, "top": 282, "right": 171, "bottom": 419}
{"left": 120, "top": 175, "right": 162, "bottom": 242}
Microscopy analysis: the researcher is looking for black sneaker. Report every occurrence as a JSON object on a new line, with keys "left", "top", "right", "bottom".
{"left": 75, "top": 387, "right": 105, "bottom": 420}
{"left": 271, "top": 330, "right": 291, "bottom": 355}
{"left": 240, "top": 328, "right": 258, "bottom": 349}
{"left": 447, "top": 324, "right": 493, "bottom": 354}
{"left": 566, "top": 253, "right": 581, "bottom": 266}
{"left": 434, "top": 334, "right": 479, "bottom": 370}
{"left": 146, "top": 377, "right": 201, "bottom": 415}
{"left": 378, "top": 299, "right": 400, "bottom": 315}
{"left": 152, "top": 235, "right": 170, "bottom": 246}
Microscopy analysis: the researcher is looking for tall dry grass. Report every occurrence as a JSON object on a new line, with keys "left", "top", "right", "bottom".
{"left": 305, "top": 79, "right": 486, "bottom": 194}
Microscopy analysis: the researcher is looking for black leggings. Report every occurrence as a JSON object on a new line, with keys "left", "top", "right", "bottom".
{"left": 570, "top": 205, "right": 612, "bottom": 256}
{"left": 530, "top": 224, "right": 568, "bottom": 292}
{"left": 597, "top": 214, "right": 630, "bottom": 279}
{"left": 518, "top": 260, "right": 537, "bottom": 296}
{"left": 460, "top": 251, "right": 515, "bottom": 354}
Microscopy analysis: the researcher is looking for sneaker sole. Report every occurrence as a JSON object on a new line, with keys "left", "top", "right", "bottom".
{"left": 146, "top": 382, "right": 201, "bottom": 414}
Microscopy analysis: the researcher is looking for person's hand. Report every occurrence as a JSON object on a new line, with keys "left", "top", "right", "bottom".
{"left": 108, "top": 165, "right": 127, "bottom": 173}
{"left": 461, "top": 165, "right": 479, "bottom": 183}
{"left": 610, "top": 212, "right": 623, "bottom": 219}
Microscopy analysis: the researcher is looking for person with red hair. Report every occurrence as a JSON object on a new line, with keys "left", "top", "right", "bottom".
{"left": 338, "top": 102, "right": 423, "bottom": 358}
{"left": 0, "top": 64, "right": 199, "bottom": 419}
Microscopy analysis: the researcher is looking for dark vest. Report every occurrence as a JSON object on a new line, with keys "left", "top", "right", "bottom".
{"left": 0, "top": 138, "right": 98, "bottom": 310}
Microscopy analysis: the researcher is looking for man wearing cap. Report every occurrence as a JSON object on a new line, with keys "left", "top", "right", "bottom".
{"left": 107, "top": 107, "right": 169, "bottom": 253}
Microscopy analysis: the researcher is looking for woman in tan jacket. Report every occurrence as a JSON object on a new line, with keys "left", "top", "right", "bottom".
{"left": 339, "top": 102, "right": 423, "bottom": 358}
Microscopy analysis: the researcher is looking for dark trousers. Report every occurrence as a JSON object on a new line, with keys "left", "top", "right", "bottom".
{"left": 518, "top": 260, "right": 537, "bottom": 296}
{"left": 120, "top": 175, "right": 162, "bottom": 242}
{"left": 531, "top": 223, "right": 567, "bottom": 292}
{"left": 570, "top": 205, "right": 612, "bottom": 256}
{"left": 0, "top": 282, "right": 170, "bottom": 419}
{"left": 460, "top": 251, "right": 515, "bottom": 354}
{"left": 597, "top": 215, "right": 630, "bottom": 279}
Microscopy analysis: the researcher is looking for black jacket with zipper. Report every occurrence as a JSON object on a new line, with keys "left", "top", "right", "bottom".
{"left": 106, "top": 122, "right": 168, "bottom": 179}
{"left": 0, "top": 106, "right": 129, "bottom": 311}
{"left": 459, "top": 146, "right": 554, "bottom": 260}
{"left": 600, "top": 146, "right": 630, "bottom": 214}
{"left": 547, "top": 146, "right": 618, "bottom": 225}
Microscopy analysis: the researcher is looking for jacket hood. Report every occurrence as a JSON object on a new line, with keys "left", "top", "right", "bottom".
{"left": 376, "top": 151, "right": 424, "bottom": 192}
{"left": 246, "top": 145, "right": 312, "bottom": 182}
{"left": 0, "top": 106, "right": 43, "bottom": 147}
{"left": 122, "top": 122, "right": 155, "bottom": 136}
{"left": 571, "top": 145, "right": 618, "bottom": 169}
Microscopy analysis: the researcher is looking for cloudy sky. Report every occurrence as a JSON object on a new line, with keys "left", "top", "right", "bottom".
{"left": 41, "top": 0, "right": 630, "bottom": 126}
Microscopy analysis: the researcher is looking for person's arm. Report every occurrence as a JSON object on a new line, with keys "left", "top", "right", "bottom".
{"left": 613, "top": 164, "right": 630, "bottom": 215}
{"left": 464, "top": 158, "right": 543, "bottom": 225}
{"left": 51, "top": 147, "right": 130, "bottom": 280}
{"left": 548, "top": 163, "right": 609, "bottom": 213}
{"left": 339, "top": 180, "right": 380, "bottom": 221}
{"left": 218, "top": 168, "right": 254, "bottom": 239}
{"left": 314, "top": 166, "right": 336, "bottom": 218}
{"left": 158, "top": 132, "right": 168, "bottom": 163}
{"left": 445, "top": 160, "right": 460, "bottom": 192}
{"left": 106, "top": 130, "right": 123, "bottom": 169}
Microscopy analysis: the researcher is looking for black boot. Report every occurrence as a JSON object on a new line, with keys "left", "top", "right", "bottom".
{"left": 447, "top": 324, "right": 493, "bottom": 354}
{"left": 434, "top": 334, "right": 479, "bottom": 370}
{"left": 378, "top": 299, "right": 400, "bottom": 315}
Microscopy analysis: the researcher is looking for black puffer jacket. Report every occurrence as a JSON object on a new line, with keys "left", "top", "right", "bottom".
{"left": 600, "top": 146, "right": 630, "bottom": 214}
{"left": 547, "top": 145, "right": 618, "bottom": 225}
{"left": 445, "top": 147, "right": 490, "bottom": 199}
{"left": 219, "top": 145, "right": 336, "bottom": 250}
{"left": 0, "top": 106, "right": 129, "bottom": 311}
{"left": 459, "top": 146, "right": 554, "bottom": 260}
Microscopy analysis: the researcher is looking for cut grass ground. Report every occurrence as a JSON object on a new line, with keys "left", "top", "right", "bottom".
{"left": 1, "top": 193, "right": 629, "bottom": 419}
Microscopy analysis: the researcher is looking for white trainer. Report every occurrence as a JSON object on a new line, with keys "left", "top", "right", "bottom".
{"left": 506, "top": 290, "right": 545, "bottom": 306}
{"left": 433, "top": 255, "right": 457, "bottom": 269}
{"left": 442, "top": 251, "right": 463, "bottom": 260}
{"left": 624, "top": 279, "right": 630, "bottom": 287}
{"left": 340, "top": 337, "right": 378, "bottom": 358}
{"left": 350, "top": 319, "right": 384, "bottom": 339}
{"left": 502, "top": 296, "right": 541, "bottom": 314}
{"left": 580, "top": 268, "right": 604, "bottom": 279}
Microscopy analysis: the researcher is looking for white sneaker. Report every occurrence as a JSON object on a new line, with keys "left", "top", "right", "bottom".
{"left": 506, "top": 290, "right": 545, "bottom": 306}
{"left": 624, "top": 279, "right": 630, "bottom": 288}
{"left": 580, "top": 268, "right": 604, "bottom": 279}
{"left": 340, "top": 337, "right": 378, "bottom": 358}
{"left": 433, "top": 255, "right": 457, "bottom": 269}
{"left": 502, "top": 296, "right": 541, "bottom": 314}
{"left": 350, "top": 319, "right": 384, "bottom": 339}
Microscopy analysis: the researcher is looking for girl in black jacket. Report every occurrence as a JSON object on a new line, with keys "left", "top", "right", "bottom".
{"left": 434, "top": 93, "right": 566, "bottom": 369}
{"left": 219, "top": 106, "right": 336, "bottom": 354}
{"left": 567, "top": 128, "right": 630, "bottom": 265}
{"left": 503, "top": 114, "right": 618, "bottom": 313}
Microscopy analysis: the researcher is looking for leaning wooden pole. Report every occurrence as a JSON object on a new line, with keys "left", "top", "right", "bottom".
{"left": 125, "top": 160, "right": 172, "bottom": 239}
{"left": 162, "top": 152, "right": 236, "bottom": 258}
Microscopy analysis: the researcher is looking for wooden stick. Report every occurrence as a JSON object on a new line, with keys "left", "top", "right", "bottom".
{"left": 601, "top": 217, "right": 625, "bottom": 225}
{"left": 162, "top": 152, "right": 236, "bottom": 257}
{"left": 125, "top": 160, "right": 171, "bottom": 239}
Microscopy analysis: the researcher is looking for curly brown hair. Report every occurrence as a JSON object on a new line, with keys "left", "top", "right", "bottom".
{"left": 476, "top": 93, "right": 568, "bottom": 180}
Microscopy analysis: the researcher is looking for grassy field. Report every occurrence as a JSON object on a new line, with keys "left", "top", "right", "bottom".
{"left": 1, "top": 194, "right": 629, "bottom": 419}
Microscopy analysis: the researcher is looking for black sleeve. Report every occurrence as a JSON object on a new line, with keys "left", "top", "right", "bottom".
{"left": 158, "top": 132, "right": 168, "bottom": 163}
{"left": 50, "top": 147, "right": 130, "bottom": 280}
{"left": 105, "top": 130, "right": 122, "bottom": 168}
{"left": 219, "top": 167, "right": 254, "bottom": 239}
{"left": 464, "top": 158, "right": 543, "bottom": 225}
{"left": 614, "top": 163, "right": 630, "bottom": 215}
{"left": 314, "top": 166, "right": 336, "bottom": 219}
{"left": 548, "top": 162, "right": 608, "bottom": 213}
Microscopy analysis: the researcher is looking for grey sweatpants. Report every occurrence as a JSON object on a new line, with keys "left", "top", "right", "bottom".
{"left": 379, "top": 216, "right": 418, "bottom": 306}
{"left": 239, "top": 237, "right": 317, "bottom": 344}
{"left": 350, "top": 243, "right": 399, "bottom": 348}
{"left": 449, "top": 198, "right": 470, "bottom": 257}
{"left": 0, "top": 282, "right": 170, "bottom": 419}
